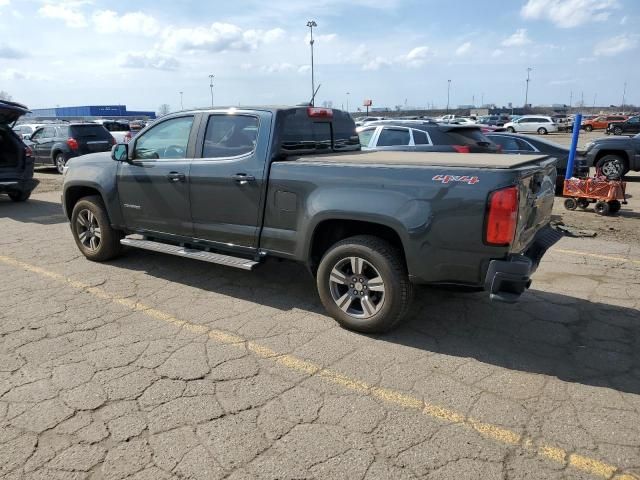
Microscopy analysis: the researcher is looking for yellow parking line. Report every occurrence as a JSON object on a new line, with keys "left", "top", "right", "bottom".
{"left": 0, "top": 253, "right": 637, "bottom": 480}
{"left": 553, "top": 248, "right": 640, "bottom": 266}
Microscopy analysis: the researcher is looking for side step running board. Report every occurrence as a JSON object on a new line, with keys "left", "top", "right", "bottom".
{"left": 120, "top": 238, "right": 259, "bottom": 271}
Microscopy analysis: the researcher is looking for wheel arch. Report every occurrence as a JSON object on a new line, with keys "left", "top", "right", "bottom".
{"left": 63, "top": 185, "right": 106, "bottom": 220}
{"left": 594, "top": 150, "right": 630, "bottom": 167}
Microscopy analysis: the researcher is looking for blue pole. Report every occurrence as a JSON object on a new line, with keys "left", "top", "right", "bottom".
{"left": 565, "top": 113, "right": 582, "bottom": 180}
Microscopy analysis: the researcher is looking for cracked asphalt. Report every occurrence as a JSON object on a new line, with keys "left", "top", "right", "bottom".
{"left": 1, "top": 189, "right": 639, "bottom": 480}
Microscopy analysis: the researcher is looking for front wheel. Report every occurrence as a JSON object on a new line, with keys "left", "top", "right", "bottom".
{"left": 506, "top": 127, "right": 516, "bottom": 133}
{"left": 594, "top": 201, "right": 610, "bottom": 216}
{"left": 9, "top": 190, "right": 31, "bottom": 202}
{"left": 316, "top": 235, "right": 413, "bottom": 333}
{"left": 596, "top": 155, "right": 627, "bottom": 180}
{"left": 537, "top": 127, "right": 548, "bottom": 135}
{"left": 584, "top": 125, "right": 593, "bottom": 132}
{"left": 71, "top": 196, "right": 123, "bottom": 262}
{"left": 613, "top": 126, "right": 623, "bottom": 136}
{"left": 563, "top": 198, "right": 577, "bottom": 210}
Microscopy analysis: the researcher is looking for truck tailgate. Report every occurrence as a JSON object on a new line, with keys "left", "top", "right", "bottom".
{"left": 511, "top": 157, "right": 557, "bottom": 254}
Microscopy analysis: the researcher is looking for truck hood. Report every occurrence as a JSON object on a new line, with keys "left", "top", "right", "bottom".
{"left": 590, "top": 136, "right": 634, "bottom": 145}
{"left": 66, "top": 151, "right": 112, "bottom": 169}
{"left": 0, "top": 100, "right": 30, "bottom": 125}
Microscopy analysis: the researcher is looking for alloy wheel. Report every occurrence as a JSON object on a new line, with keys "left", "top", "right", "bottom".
{"left": 328, "top": 256, "right": 385, "bottom": 319}
{"left": 75, "top": 209, "right": 101, "bottom": 251}
{"left": 601, "top": 160, "right": 623, "bottom": 178}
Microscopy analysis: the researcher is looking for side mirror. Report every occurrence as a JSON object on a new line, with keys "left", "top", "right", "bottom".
{"left": 111, "top": 143, "right": 129, "bottom": 161}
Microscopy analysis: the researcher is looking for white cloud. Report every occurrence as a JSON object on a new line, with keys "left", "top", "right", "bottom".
{"left": 491, "top": 48, "right": 504, "bottom": 57}
{"left": 502, "top": 29, "right": 531, "bottom": 47}
{"left": 455, "top": 42, "right": 471, "bottom": 56}
{"left": 38, "top": 1, "right": 87, "bottom": 28}
{"left": 594, "top": 34, "right": 638, "bottom": 56}
{"left": 160, "top": 22, "right": 285, "bottom": 53}
{"left": 548, "top": 78, "right": 576, "bottom": 85}
{"left": 362, "top": 56, "right": 392, "bottom": 71}
{"left": 297, "top": 65, "right": 311, "bottom": 74}
{"left": 0, "top": 43, "right": 26, "bottom": 59}
{"left": 92, "top": 10, "right": 160, "bottom": 36}
{"left": 620, "top": 15, "right": 627, "bottom": 25}
{"left": 521, "top": 0, "right": 618, "bottom": 28}
{"left": 304, "top": 32, "right": 338, "bottom": 43}
{"left": 401, "top": 46, "right": 430, "bottom": 67}
{"left": 0, "top": 0, "right": 10, "bottom": 6}
{"left": 120, "top": 51, "right": 179, "bottom": 71}
{"left": 578, "top": 56, "right": 596, "bottom": 63}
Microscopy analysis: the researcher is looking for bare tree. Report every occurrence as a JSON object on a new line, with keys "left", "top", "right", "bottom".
{"left": 0, "top": 91, "right": 12, "bottom": 101}
{"left": 157, "top": 104, "right": 171, "bottom": 116}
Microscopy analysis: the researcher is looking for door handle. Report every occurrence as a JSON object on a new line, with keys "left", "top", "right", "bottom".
{"left": 167, "top": 172, "right": 186, "bottom": 182}
{"left": 232, "top": 173, "right": 256, "bottom": 185}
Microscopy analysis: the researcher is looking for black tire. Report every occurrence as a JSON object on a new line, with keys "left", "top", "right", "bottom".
{"left": 8, "top": 190, "right": 31, "bottom": 202}
{"left": 608, "top": 200, "right": 621, "bottom": 214}
{"left": 506, "top": 127, "right": 516, "bottom": 133}
{"left": 577, "top": 199, "right": 590, "bottom": 210}
{"left": 584, "top": 125, "right": 593, "bottom": 132}
{"left": 54, "top": 153, "right": 67, "bottom": 174}
{"left": 537, "top": 127, "right": 548, "bottom": 135}
{"left": 71, "top": 195, "right": 123, "bottom": 262}
{"left": 316, "top": 235, "right": 413, "bottom": 333}
{"left": 596, "top": 155, "right": 627, "bottom": 180}
{"left": 563, "top": 198, "right": 577, "bottom": 210}
{"left": 594, "top": 201, "right": 610, "bottom": 216}
{"left": 613, "top": 126, "right": 623, "bottom": 136}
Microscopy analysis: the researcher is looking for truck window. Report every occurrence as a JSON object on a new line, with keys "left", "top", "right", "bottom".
{"left": 280, "top": 109, "right": 332, "bottom": 153}
{"left": 412, "top": 129, "right": 429, "bottom": 145}
{"left": 376, "top": 128, "right": 410, "bottom": 147}
{"left": 332, "top": 110, "right": 361, "bottom": 151}
{"left": 134, "top": 116, "right": 194, "bottom": 160}
{"left": 202, "top": 115, "right": 259, "bottom": 158}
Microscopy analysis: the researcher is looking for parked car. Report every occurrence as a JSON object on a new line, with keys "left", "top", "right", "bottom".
{"left": 477, "top": 115, "right": 508, "bottom": 127}
{"left": 358, "top": 120, "right": 499, "bottom": 153}
{"left": 0, "top": 101, "right": 39, "bottom": 202}
{"left": 62, "top": 106, "right": 559, "bottom": 333}
{"left": 504, "top": 116, "right": 558, "bottom": 135}
{"left": 12, "top": 123, "right": 44, "bottom": 140}
{"left": 27, "top": 123, "right": 115, "bottom": 173}
{"left": 551, "top": 114, "right": 573, "bottom": 132}
{"left": 606, "top": 115, "right": 640, "bottom": 136}
{"left": 583, "top": 133, "right": 640, "bottom": 179}
{"left": 582, "top": 115, "right": 627, "bottom": 132}
{"left": 486, "top": 132, "right": 589, "bottom": 193}
{"left": 446, "top": 118, "right": 476, "bottom": 125}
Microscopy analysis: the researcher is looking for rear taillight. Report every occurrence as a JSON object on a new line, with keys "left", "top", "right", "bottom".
{"left": 67, "top": 138, "right": 79, "bottom": 150}
{"left": 452, "top": 145, "right": 470, "bottom": 153}
{"left": 485, "top": 186, "right": 519, "bottom": 246}
{"left": 25, "top": 146, "right": 33, "bottom": 157}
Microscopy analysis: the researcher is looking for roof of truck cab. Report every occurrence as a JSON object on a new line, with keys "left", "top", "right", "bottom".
{"left": 289, "top": 151, "right": 551, "bottom": 169}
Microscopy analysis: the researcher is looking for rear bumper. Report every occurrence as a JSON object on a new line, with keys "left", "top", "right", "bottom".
{"left": 0, "top": 178, "right": 39, "bottom": 194}
{"left": 484, "top": 226, "right": 563, "bottom": 303}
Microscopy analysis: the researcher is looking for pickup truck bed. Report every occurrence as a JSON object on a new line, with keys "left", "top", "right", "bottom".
{"left": 292, "top": 151, "right": 550, "bottom": 168}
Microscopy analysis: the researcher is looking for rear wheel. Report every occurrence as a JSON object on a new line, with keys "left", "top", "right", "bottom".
{"left": 584, "top": 125, "right": 593, "bottom": 132}
{"left": 608, "top": 200, "right": 621, "bottom": 214}
{"left": 613, "top": 126, "right": 623, "bottom": 135}
{"left": 594, "top": 201, "right": 610, "bottom": 216}
{"left": 54, "top": 153, "right": 67, "bottom": 174}
{"left": 71, "top": 196, "right": 123, "bottom": 262}
{"left": 316, "top": 235, "right": 413, "bottom": 333}
{"left": 596, "top": 155, "right": 627, "bottom": 180}
{"left": 537, "top": 127, "right": 548, "bottom": 135}
{"left": 563, "top": 198, "right": 577, "bottom": 210}
{"left": 506, "top": 127, "right": 516, "bottom": 133}
{"left": 8, "top": 190, "right": 31, "bottom": 202}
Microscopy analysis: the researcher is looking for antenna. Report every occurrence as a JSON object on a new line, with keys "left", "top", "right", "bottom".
{"left": 310, "top": 84, "right": 322, "bottom": 105}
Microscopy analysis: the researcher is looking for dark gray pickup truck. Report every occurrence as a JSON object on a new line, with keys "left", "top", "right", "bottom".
{"left": 62, "top": 106, "right": 560, "bottom": 332}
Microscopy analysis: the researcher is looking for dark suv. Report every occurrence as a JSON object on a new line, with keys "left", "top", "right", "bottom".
{"left": 27, "top": 123, "right": 114, "bottom": 173}
{"left": 607, "top": 115, "right": 640, "bottom": 136}
{"left": 0, "top": 101, "right": 38, "bottom": 202}
{"left": 357, "top": 120, "right": 499, "bottom": 153}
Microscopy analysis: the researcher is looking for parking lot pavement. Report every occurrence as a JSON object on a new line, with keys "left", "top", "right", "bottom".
{"left": 1, "top": 191, "right": 639, "bottom": 480}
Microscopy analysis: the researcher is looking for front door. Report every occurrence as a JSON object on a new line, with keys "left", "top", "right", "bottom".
{"left": 117, "top": 115, "right": 196, "bottom": 238}
{"left": 189, "top": 111, "right": 271, "bottom": 250}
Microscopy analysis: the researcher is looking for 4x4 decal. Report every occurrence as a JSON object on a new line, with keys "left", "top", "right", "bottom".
{"left": 432, "top": 174, "right": 480, "bottom": 185}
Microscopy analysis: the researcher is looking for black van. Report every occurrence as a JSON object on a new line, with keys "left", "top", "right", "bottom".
{"left": 0, "top": 101, "right": 38, "bottom": 202}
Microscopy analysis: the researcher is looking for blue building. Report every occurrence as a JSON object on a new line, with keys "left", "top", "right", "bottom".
{"left": 26, "top": 105, "right": 156, "bottom": 120}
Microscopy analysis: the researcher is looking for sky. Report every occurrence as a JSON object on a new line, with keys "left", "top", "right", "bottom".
{"left": 0, "top": 0, "right": 638, "bottom": 113}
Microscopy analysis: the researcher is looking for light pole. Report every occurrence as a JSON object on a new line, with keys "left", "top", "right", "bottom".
{"left": 179, "top": 91, "right": 183, "bottom": 110}
{"left": 524, "top": 67, "right": 532, "bottom": 110}
{"left": 307, "top": 20, "right": 317, "bottom": 105}
{"left": 622, "top": 81, "right": 627, "bottom": 114}
{"left": 208, "top": 74, "right": 215, "bottom": 107}
{"left": 446, "top": 79, "right": 451, "bottom": 114}
{"left": 346, "top": 92, "right": 350, "bottom": 112}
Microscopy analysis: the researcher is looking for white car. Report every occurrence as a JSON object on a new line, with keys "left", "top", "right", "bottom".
{"left": 446, "top": 117, "right": 476, "bottom": 125}
{"left": 503, "top": 116, "right": 558, "bottom": 135}
{"left": 12, "top": 123, "right": 44, "bottom": 140}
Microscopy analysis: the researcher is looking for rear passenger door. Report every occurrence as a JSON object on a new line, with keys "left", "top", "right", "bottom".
{"left": 189, "top": 111, "right": 272, "bottom": 251}
{"left": 38, "top": 126, "right": 57, "bottom": 163}
{"left": 374, "top": 127, "right": 411, "bottom": 147}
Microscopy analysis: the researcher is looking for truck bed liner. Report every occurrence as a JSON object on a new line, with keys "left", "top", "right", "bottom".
{"left": 289, "top": 151, "right": 551, "bottom": 169}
